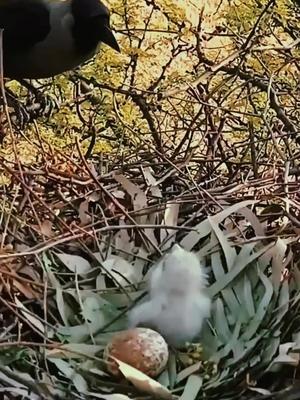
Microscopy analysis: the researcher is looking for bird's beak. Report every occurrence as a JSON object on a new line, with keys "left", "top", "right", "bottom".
{"left": 101, "top": 26, "right": 120, "bottom": 52}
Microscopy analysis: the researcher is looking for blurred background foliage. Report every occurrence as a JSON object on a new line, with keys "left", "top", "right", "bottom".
{"left": 2, "top": 0, "right": 298, "bottom": 175}
{"left": 1, "top": 0, "right": 299, "bottom": 178}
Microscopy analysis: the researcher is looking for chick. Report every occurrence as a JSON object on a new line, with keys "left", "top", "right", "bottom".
{"left": 129, "top": 244, "right": 211, "bottom": 346}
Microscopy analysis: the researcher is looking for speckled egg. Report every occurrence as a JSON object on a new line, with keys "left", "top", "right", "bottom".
{"left": 104, "top": 327, "right": 169, "bottom": 377}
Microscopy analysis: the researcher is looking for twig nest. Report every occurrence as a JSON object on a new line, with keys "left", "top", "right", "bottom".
{"left": 104, "top": 328, "right": 169, "bottom": 377}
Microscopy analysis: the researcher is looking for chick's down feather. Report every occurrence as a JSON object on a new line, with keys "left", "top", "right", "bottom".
{"left": 129, "top": 244, "right": 211, "bottom": 346}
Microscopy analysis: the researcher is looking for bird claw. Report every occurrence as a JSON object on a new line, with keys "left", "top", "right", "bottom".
{"left": 0, "top": 89, "right": 31, "bottom": 129}
{"left": 25, "top": 90, "right": 59, "bottom": 119}
{"left": 2, "top": 82, "right": 60, "bottom": 128}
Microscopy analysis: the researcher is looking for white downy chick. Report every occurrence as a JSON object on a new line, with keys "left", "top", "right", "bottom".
{"left": 129, "top": 244, "right": 211, "bottom": 346}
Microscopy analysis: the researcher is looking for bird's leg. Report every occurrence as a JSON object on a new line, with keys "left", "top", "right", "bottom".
{"left": 0, "top": 87, "right": 30, "bottom": 129}
{"left": 18, "top": 79, "right": 60, "bottom": 119}
{"left": 0, "top": 79, "right": 59, "bottom": 128}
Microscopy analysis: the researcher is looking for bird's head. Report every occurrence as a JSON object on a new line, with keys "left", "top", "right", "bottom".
{"left": 162, "top": 244, "right": 208, "bottom": 292}
{"left": 71, "top": 0, "right": 120, "bottom": 52}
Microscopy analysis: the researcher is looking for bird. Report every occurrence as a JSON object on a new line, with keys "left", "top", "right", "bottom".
{"left": 129, "top": 244, "right": 211, "bottom": 346}
{"left": 0, "top": 0, "right": 120, "bottom": 79}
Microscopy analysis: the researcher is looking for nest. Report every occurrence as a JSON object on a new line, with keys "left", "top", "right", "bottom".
{"left": 0, "top": 141, "right": 299, "bottom": 400}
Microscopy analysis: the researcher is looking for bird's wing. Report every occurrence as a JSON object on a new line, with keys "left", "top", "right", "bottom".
{"left": 0, "top": 0, "right": 50, "bottom": 49}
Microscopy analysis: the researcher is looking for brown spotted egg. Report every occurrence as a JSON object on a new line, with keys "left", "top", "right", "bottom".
{"left": 104, "top": 327, "right": 169, "bottom": 377}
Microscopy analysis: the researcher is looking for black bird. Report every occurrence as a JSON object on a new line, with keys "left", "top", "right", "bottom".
{"left": 0, "top": 0, "right": 120, "bottom": 79}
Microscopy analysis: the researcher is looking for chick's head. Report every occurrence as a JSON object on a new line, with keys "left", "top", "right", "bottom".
{"left": 160, "top": 244, "right": 208, "bottom": 295}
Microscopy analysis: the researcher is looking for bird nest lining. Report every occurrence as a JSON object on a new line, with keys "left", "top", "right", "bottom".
{"left": 0, "top": 154, "right": 298, "bottom": 399}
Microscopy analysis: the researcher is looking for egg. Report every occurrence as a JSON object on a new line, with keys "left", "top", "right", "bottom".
{"left": 104, "top": 328, "right": 169, "bottom": 377}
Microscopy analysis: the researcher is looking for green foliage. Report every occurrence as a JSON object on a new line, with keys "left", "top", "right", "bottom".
{"left": 1, "top": 0, "right": 298, "bottom": 168}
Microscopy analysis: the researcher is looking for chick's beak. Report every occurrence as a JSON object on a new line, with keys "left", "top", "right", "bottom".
{"left": 101, "top": 25, "right": 120, "bottom": 52}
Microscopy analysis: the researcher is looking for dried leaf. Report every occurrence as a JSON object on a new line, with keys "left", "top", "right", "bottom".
{"left": 46, "top": 343, "right": 103, "bottom": 359}
{"left": 271, "top": 342, "right": 299, "bottom": 367}
{"left": 238, "top": 207, "right": 265, "bottom": 237}
{"left": 208, "top": 216, "right": 236, "bottom": 270}
{"left": 79, "top": 199, "right": 91, "bottom": 225}
{"left": 13, "top": 280, "right": 36, "bottom": 300}
{"left": 49, "top": 358, "right": 88, "bottom": 393}
{"left": 96, "top": 273, "right": 107, "bottom": 290}
{"left": 142, "top": 166, "right": 162, "bottom": 198}
{"left": 179, "top": 375, "right": 203, "bottom": 400}
{"left": 293, "top": 263, "right": 300, "bottom": 288}
{"left": 114, "top": 174, "right": 147, "bottom": 214}
{"left": 113, "top": 358, "right": 172, "bottom": 399}
{"left": 55, "top": 253, "right": 92, "bottom": 275}
{"left": 102, "top": 256, "right": 141, "bottom": 286}
{"left": 248, "top": 387, "right": 271, "bottom": 395}
{"left": 241, "top": 270, "right": 273, "bottom": 341}
{"left": 167, "top": 352, "right": 177, "bottom": 389}
{"left": 40, "top": 220, "right": 53, "bottom": 238}
{"left": 43, "top": 253, "right": 70, "bottom": 325}
{"left": 160, "top": 202, "right": 180, "bottom": 250}
{"left": 0, "top": 387, "right": 39, "bottom": 399}
{"left": 208, "top": 242, "right": 274, "bottom": 297}
{"left": 114, "top": 222, "right": 133, "bottom": 253}
{"left": 15, "top": 297, "right": 45, "bottom": 334}
{"left": 176, "top": 362, "right": 202, "bottom": 384}
{"left": 213, "top": 298, "right": 231, "bottom": 344}
{"left": 88, "top": 393, "right": 133, "bottom": 400}
{"left": 86, "top": 192, "right": 100, "bottom": 202}
{"left": 181, "top": 200, "right": 257, "bottom": 250}
{"left": 32, "top": 220, "right": 53, "bottom": 238}
{"left": 57, "top": 295, "right": 123, "bottom": 342}
{"left": 270, "top": 238, "right": 287, "bottom": 291}
{"left": 18, "top": 266, "right": 40, "bottom": 281}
